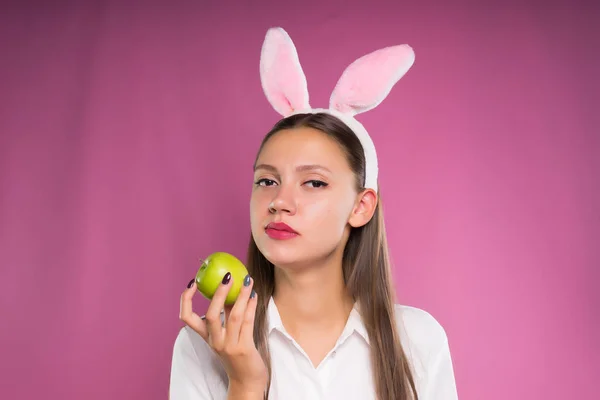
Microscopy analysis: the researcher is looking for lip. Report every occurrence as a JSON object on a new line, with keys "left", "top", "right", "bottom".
{"left": 265, "top": 222, "right": 299, "bottom": 240}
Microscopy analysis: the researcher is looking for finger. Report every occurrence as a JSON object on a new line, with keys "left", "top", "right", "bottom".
{"left": 179, "top": 281, "right": 208, "bottom": 340}
{"left": 239, "top": 289, "right": 258, "bottom": 348}
{"left": 204, "top": 272, "right": 233, "bottom": 349}
{"left": 225, "top": 275, "right": 254, "bottom": 346}
{"left": 201, "top": 309, "right": 225, "bottom": 321}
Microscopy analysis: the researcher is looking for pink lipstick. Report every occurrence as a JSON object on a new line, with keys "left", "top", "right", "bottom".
{"left": 265, "top": 222, "right": 299, "bottom": 240}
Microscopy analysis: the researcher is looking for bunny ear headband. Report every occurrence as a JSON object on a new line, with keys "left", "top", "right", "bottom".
{"left": 259, "top": 27, "right": 415, "bottom": 192}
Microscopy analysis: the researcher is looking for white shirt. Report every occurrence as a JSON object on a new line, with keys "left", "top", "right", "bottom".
{"left": 169, "top": 298, "right": 459, "bottom": 399}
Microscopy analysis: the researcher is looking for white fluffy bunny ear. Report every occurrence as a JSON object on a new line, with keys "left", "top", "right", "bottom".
{"left": 329, "top": 45, "right": 415, "bottom": 116}
{"left": 260, "top": 27, "right": 311, "bottom": 117}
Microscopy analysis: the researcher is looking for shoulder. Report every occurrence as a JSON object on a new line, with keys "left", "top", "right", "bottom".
{"left": 392, "top": 304, "right": 459, "bottom": 398}
{"left": 393, "top": 304, "right": 449, "bottom": 354}
{"left": 170, "top": 326, "right": 228, "bottom": 398}
{"left": 392, "top": 304, "right": 450, "bottom": 374}
{"left": 172, "top": 325, "right": 227, "bottom": 374}
{"left": 173, "top": 325, "right": 214, "bottom": 360}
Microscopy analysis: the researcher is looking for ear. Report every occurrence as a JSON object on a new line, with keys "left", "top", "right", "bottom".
{"left": 260, "top": 27, "right": 311, "bottom": 117}
{"left": 348, "top": 189, "right": 378, "bottom": 228}
{"left": 329, "top": 44, "right": 415, "bottom": 116}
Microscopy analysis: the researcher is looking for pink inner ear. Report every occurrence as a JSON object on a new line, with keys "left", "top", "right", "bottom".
{"left": 330, "top": 45, "right": 415, "bottom": 115}
{"left": 260, "top": 28, "right": 310, "bottom": 116}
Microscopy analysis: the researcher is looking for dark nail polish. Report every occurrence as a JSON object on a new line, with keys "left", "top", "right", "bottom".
{"left": 222, "top": 272, "right": 231, "bottom": 285}
{"left": 243, "top": 274, "right": 251, "bottom": 287}
{"left": 187, "top": 279, "right": 195, "bottom": 288}
{"left": 250, "top": 290, "right": 256, "bottom": 299}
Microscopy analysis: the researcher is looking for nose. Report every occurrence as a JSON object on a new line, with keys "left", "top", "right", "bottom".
{"left": 268, "top": 185, "right": 296, "bottom": 215}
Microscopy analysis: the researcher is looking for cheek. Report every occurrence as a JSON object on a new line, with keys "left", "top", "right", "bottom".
{"left": 250, "top": 190, "right": 269, "bottom": 227}
{"left": 303, "top": 197, "right": 352, "bottom": 237}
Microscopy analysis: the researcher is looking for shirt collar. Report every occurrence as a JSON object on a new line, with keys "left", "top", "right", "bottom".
{"left": 266, "top": 297, "right": 370, "bottom": 345}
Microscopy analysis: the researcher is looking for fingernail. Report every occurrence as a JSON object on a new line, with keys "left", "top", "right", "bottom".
{"left": 222, "top": 272, "right": 231, "bottom": 285}
{"left": 250, "top": 290, "right": 256, "bottom": 299}
{"left": 187, "top": 279, "right": 195, "bottom": 288}
{"left": 243, "top": 274, "right": 251, "bottom": 287}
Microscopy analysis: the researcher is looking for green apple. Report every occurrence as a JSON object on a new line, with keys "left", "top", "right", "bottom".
{"left": 195, "top": 252, "right": 249, "bottom": 305}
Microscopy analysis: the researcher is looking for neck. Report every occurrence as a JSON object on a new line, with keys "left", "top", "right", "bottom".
{"left": 272, "top": 257, "right": 354, "bottom": 335}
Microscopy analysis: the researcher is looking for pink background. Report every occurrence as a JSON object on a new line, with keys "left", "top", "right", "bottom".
{"left": 1, "top": 1, "right": 598, "bottom": 399}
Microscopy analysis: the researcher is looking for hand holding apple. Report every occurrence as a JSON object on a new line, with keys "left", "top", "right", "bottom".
{"left": 179, "top": 252, "right": 268, "bottom": 396}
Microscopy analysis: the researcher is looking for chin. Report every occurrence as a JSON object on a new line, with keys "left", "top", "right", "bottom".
{"left": 256, "top": 237, "right": 339, "bottom": 270}
{"left": 256, "top": 240, "right": 305, "bottom": 268}
{"left": 251, "top": 233, "right": 309, "bottom": 268}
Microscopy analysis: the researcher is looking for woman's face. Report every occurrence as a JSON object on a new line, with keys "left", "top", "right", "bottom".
{"left": 250, "top": 126, "right": 363, "bottom": 269}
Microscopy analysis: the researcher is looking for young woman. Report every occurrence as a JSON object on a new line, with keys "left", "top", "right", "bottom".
{"left": 170, "top": 28, "right": 458, "bottom": 400}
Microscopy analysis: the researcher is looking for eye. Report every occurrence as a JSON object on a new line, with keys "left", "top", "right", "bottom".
{"left": 255, "top": 178, "right": 278, "bottom": 187}
{"left": 305, "top": 180, "right": 328, "bottom": 188}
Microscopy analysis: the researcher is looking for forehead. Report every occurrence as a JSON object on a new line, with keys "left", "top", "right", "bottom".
{"left": 256, "top": 126, "right": 348, "bottom": 168}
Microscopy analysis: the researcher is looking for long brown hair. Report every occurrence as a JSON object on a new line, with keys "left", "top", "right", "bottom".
{"left": 246, "top": 113, "right": 418, "bottom": 400}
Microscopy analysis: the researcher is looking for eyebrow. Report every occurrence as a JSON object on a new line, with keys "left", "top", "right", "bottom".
{"left": 254, "top": 163, "right": 332, "bottom": 174}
